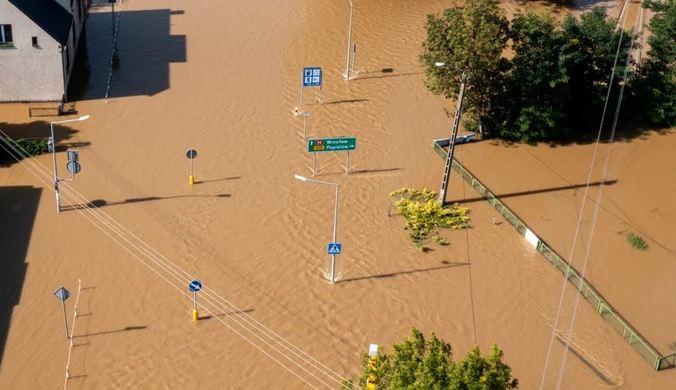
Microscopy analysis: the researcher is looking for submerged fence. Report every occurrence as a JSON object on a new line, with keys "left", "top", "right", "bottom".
{"left": 432, "top": 139, "right": 675, "bottom": 371}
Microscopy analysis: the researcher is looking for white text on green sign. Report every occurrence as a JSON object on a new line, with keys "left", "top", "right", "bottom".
{"left": 308, "top": 137, "right": 357, "bottom": 153}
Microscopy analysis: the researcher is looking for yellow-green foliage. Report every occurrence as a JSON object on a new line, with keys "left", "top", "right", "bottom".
{"left": 389, "top": 188, "right": 469, "bottom": 247}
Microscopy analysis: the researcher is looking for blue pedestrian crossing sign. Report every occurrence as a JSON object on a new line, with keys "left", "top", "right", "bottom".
{"left": 328, "top": 243, "right": 342, "bottom": 255}
{"left": 303, "top": 67, "right": 322, "bottom": 87}
{"left": 188, "top": 280, "right": 202, "bottom": 292}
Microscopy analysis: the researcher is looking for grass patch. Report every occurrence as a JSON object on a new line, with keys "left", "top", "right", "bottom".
{"left": 627, "top": 232, "right": 647, "bottom": 250}
{"left": 389, "top": 188, "right": 469, "bottom": 250}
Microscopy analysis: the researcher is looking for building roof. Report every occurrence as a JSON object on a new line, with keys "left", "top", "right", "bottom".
{"left": 8, "top": 0, "right": 73, "bottom": 46}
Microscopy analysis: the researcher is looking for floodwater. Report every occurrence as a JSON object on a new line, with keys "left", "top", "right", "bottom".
{"left": 1, "top": 0, "right": 675, "bottom": 389}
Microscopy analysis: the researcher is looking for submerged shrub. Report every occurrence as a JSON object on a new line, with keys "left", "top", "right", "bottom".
{"left": 389, "top": 188, "right": 469, "bottom": 250}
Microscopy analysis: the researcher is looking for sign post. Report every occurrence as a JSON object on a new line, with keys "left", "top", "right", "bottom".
{"left": 186, "top": 149, "right": 198, "bottom": 185}
{"left": 367, "top": 344, "right": 379, "bottom": 389}
{"left": 307, "top": 137, "right": 357, "bottom": 176}
{"left": 301, "top": 67, "right": 323, "bottom": 106}
{"left": 188, "top": 280, "right": 202, "bottom": 321}
{"left": 53, "top": 287, "right": 71, "bottom": 338}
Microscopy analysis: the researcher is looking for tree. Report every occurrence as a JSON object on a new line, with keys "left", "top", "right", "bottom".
{"left": 504, "top": 10, "right": 570, "bottom": 143}
{"left": 449, "top": 345, "right": 518, "bottom": 390}
{"left": 630, "top": 0, "right": 676, "bottom": 126}
{"left": 558, "top": 7, "right": 633, "bottom": 133}
{"left": 341, "top": 327, "right": 518, "bottom": 390}
{"left": 419, "top": 0, "right": 510, "bottom": 135}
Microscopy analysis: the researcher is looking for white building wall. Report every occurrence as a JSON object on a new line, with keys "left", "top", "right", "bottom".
{"left": 0, "top": 1, "right": 64, "bottom": 102}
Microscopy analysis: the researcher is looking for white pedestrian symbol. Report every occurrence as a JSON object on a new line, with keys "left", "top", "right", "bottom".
{"left": 329, "top": 244, "right": 340, "bottom": 254}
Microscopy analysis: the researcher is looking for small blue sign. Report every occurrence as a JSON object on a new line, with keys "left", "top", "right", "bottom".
{"left": 303, "top": 67, "right": 322, "bottom": 87}
{"left": 188, "top": 280, "right": 202, "bottom": 292}
{"left": 328, "top": 243, "right": 342, "bottom": 255}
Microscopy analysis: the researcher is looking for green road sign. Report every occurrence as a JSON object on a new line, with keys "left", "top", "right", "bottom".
{"left": 308, "top": 137, "right": 357, "bottom": 153}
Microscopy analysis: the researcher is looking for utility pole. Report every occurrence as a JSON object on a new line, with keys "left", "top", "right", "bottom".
{"left": 439, "top": 72, "right": 468, "bottom": 204}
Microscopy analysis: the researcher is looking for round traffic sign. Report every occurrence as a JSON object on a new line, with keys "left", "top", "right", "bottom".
{"left": 186, "top": 149, "right": 198, "bottom": 159}
{"left": 188, "top": 280, "right": 202, "bottom": 292}
{"left": 66, "top": 161, "right": 81, "bottom": 174}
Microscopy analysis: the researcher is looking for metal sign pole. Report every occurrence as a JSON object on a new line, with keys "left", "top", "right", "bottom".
{"left": 345, "top": 0, "right": 354, "bottom": 81}
{"left": 193, "top": 291, "right": 197, "bottom": 311}
{"left": 61, "top": 299, "right": 69, "bottom": 338}
{"left": 300, "top": 79, "right": 304, "bottom": 106}
{"left": 346, "top": 151, "right": 350, "bottom": 174}
{"left": 313, "top": 152, "right": 317, "bottom": 177}
{"left": 319, "top": 84, "right": 323, "bottom": 104}
{"left": 51, "top": 123, "right": 61, "bottom": 212}
{"left": 351, "top": 43, "right": 356, "bottom": 75}
{"left": 186, "top": 149, "right": 198, "bottom": 185}
{"left": 330, "top": 185, "right": 339, "bottom": 283}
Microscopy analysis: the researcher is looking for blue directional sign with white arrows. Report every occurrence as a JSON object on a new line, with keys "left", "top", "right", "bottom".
{"left": 303, "top": 67, "right": 322, "bottom": 87}
{"left": 188, "top": 280, "right": 202, "bottom": 292}
{"left": 328, "top": 243, "right": 342, "bottom": 255}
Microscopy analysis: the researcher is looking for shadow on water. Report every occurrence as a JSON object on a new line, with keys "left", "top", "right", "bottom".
{"left": 60, "top": 193, "right": 231, "bottom": 211}
{"left": 73, "top": 325, "right": 147, "bottom": 338}
{"left": 194, "top": 176, "right": 241, "bottom": 184}
{"left": 200, "top": 308, "right": 255, "bottom": 321}
{"left": 70, "top": 8, "right": 186, "bottom": 101}
{"left": 0, "top": 186, "right": 42, "bottom": 367}
{"left": 449, "top": 180, "right": 618, "bottom": 204}
{"left": 339, "top": 261, "right": 468, "bottom": 283}
{"left": 554, "top": 335, "right": 617, "bottom": 385}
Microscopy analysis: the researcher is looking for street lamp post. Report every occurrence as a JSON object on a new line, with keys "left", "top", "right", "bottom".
{"left": 51, "top": 115, "right": 90, "bottom": 212}
{"left": 294, "top": 174, "right": 340, "bottom": 283}
{"left": 434, "top": 62, "right": 467, "bottom": 205}
{"left": 345, "top": 0, "right": 354, "bottom": 81}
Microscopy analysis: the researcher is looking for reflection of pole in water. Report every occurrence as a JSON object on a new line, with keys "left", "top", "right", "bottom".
{"left": 111, "top": 1, "right": 115, "bottom": 36}
{"left": 111, "top": 1, "right": 118, "bottom": 57}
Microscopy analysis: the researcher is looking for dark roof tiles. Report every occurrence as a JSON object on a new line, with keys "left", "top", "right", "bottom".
{"left": 8, "top": 0, "right": 74, "bottom": 46}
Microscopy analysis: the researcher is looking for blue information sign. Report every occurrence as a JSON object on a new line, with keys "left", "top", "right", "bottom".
{"left": 328, "top": 243, "right": 342, "bottom": 255}
{"left": 189, "top": 280, "right": 202, "bottom": 292}
{"left": 303, "top": 67, "right": 322, "bottom": 87}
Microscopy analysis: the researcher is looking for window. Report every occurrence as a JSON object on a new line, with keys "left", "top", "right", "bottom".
{"left": 32, "top": 36, "right": 38, "bottom": 47}
{"left": 0, "top": 25, "right": 13, "bottom": 47}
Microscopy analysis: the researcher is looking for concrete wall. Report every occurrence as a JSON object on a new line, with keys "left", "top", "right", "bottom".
{"left": 0, "top": 1, "right": 64, "bottom": 102}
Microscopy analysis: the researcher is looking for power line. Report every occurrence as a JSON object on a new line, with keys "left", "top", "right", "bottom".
{"left": 538, "top": 4, "right": 636, "bottom": 389}
{"left": 0, "top": 134, "right": 356, "bottom": 389}
{"left": 553, "top": 6, "right": 643, "bottom": 388}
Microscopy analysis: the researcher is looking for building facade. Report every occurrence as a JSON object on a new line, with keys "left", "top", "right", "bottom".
{"left": 0, "top": 0, "right": 86, "bottom": 102}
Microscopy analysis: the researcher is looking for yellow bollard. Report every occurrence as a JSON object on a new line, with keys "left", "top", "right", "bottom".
{"left": 189, "top": 175, "right": 195, "bottom": 185}
{"left": 192, "top": 309, "right": 199, "bottom": 321}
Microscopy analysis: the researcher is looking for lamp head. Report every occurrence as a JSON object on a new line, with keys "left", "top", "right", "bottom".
{"left": 294, "top": 174, "right": 307, "bottom": 182}
{"left": 434, "top": 62, "right": 445, "bottom": 67}
{"left": 78, "top": 115, "right": 90, "bottom": 121}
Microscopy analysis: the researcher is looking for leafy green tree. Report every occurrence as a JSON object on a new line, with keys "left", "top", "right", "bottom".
{"left": 630, "top": 0, "right": 676, "bottom": 126}
{"left": 419, "top": 0, "right": 510, "bottom": 135}
{"left": 504, "top": 10, "right": 569, "bottom": 143}
{"left": 558, "top": 7, "right": 633, "bottom": 133}
{"left": 341, "top": 327, "right": 518, "bottom": 390}
{"left": 449, "top": 345, "right": 518, "bottom": 390}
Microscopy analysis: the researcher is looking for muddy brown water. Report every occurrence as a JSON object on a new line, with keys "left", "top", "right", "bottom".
{"left": 1, "top": 0, "right": 674, "bottom": 389}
